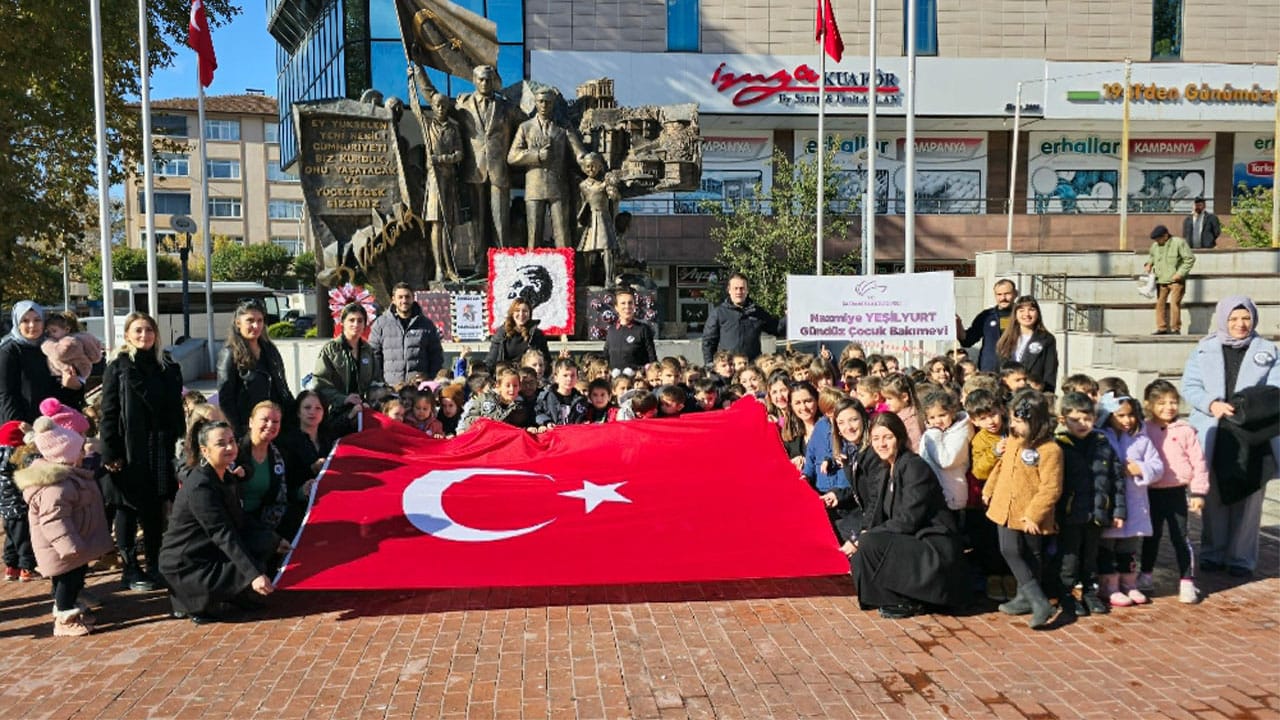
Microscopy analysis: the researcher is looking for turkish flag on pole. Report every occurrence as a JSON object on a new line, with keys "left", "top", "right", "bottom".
{"left": 276, "top": 401, "right": 849, "bottom": 590}
{"left": 187, "top": 0, "right": 217, "bottom": 87}
{"left": 815, "top": 0, "right": 844, "bottom": 63}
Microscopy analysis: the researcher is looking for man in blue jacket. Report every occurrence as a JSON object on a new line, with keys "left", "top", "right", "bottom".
{"left": 701, "top": 273, "right": 784, "bottom": 365}
{"left": 368, "top": 283, "right": 444, "bottom": 386}
{"left": 957, "top": 279, "right": 1017, "bottom": 372}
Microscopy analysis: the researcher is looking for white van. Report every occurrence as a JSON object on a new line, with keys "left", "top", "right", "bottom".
{"left": 85, "top": 281, "right": 289, "bottom": 347}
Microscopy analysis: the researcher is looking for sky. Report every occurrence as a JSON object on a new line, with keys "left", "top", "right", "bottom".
{"left": 150, "top": 2, "right": 277, "bottom": 100}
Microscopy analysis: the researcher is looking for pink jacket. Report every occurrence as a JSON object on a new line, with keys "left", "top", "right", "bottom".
{"left": 16, "top": 460, "right": 113, "bottom": 577}
{"left": 896, "top": 405, "right": 923, "bottom": 453}
{"left": 1144, "top": 419, "right": 1210, "bottom": 496}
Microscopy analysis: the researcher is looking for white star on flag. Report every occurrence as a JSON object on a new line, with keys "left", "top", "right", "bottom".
{"left": 559, "top": 481, "right": 631, "bottom": 513}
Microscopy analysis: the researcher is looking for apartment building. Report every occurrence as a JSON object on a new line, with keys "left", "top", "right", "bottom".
{"left": 124, "top": 94, "right": 311, "bottom": 256}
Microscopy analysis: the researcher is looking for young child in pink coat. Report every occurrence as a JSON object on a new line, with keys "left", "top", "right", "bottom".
{"left": 14, "top": 399, "right": 113, "bottom": 636}
{"left": 1138, "top": 380, "right": 1210, "bottom": 603}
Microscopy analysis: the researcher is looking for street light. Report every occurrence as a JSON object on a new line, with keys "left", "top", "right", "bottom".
{"left": 170, "top": 214, "right": 198, "bottom": 340}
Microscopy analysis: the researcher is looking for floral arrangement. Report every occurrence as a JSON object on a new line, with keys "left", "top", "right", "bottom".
{"left": 327, "top": 283, "right": 378, "bottom": 339}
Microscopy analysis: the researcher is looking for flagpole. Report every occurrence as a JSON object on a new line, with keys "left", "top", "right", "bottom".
{"left": 139, "top": 0, "right": 160, "bottom": 321}
{"left": 1006, "top": 81, "right": 1022, "bottom": 252}
{"left": 90, "top": 0, "right": 115, "bottom": 347}
{"left": 1271, "top": 51, "right": 1278, "bottom": 248}
{"left": 198, "top": 63, "right": 216, "bottom": 372}
{"left": 815, "top": 8, "right": 827, "bottom": 276}
{"left": 864, "top": 0, "right": 877, "bottom": 276}
{"left": 1118, "top": 57, "right": 1131, "bottom": 251}
{"left": 904, "top": 0, "right": 917, "bottom": 274}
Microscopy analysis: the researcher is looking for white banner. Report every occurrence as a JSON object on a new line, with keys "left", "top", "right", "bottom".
{"left": 786, "top": 273, "right": 956, "bottom": 343}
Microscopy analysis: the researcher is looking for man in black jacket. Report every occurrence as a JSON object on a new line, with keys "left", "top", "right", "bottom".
{"left": 957, "top": 279, "right": 1017, "bottom": 372}
{"left": 1182, "top": 197, "right": 1220, "bottom": 249}
{"left": 368, "top": 283, "right": 444, "bottom": 386}
{"left": 701, "top": 274, "right": 784, "bottom": 365}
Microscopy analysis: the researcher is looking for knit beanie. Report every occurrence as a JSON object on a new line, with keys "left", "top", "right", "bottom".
{"left": 0, "top": 420, "right": 25, "bottom": 447}
{"left": 32, "top": 416, "right": 84, "bottom": 466}
{"left": 38, "top": 397, "right": 90, "bottom": 436}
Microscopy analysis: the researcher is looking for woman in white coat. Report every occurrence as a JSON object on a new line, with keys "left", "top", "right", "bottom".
{"left": 1181, "top": 295, "right": 1280, "bottom": 577}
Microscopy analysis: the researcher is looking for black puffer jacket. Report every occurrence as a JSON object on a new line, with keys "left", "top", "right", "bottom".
{"left": 1054, "top": 430, "right": 1127, "bottom": 527}
{"left": 0, "top": 446, "right": 26, "bottom": 520}
{"left": 700, "top": 299, "right": 784, "bottom": 364}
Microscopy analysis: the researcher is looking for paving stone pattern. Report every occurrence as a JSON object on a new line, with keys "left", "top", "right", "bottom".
{"left": 1, "top": 520, "right": 1276, "bottom": 719}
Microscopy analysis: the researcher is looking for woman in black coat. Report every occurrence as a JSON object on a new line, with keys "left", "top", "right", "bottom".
{"left": 100, "top": 313, "right": 186, "bottom": 591}
{"left": 217, "top": 299, "right": 293, "bottom": 437}
{"left": 0, "top": 301, "right": 71, "bottom": 424}
{"left": 994, "top": 295, "right": 1058, "bottom": 392}
{"left": 276, "top": 389, "right": 333, "bottom": 542}
{"left": 485, "top": 298, "right": 551, "bottom": 371}
{"left": 159, "top": 419, "right": 273, "bottom": 623}
{"left": 849, "top": 412, "right": 967, "bottom": 619}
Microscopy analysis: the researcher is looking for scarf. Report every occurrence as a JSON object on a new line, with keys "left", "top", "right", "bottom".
{"left": 7, "top": 301, "right": 44, "bottom": 347}
{"left": 1213, "top": 295, "right": 1258, "bottom": 349}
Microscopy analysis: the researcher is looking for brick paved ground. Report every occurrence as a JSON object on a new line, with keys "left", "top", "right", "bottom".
{"left": 2, "top": 516, "right": 1277, "bottom": 720}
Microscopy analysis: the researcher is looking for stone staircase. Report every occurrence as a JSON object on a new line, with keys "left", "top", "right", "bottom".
{"left": 972, "top": 249, "right": 1280, "bottom": 393}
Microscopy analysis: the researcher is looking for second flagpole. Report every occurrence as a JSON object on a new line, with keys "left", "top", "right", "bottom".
{"left": 815, "top": 12, "right": 827, "bottom": 277}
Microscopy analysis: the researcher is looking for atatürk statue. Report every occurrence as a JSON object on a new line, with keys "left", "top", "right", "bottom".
{"left": 506, "top": 87, "right": 588, "bottom": 249}
{"left": 454, "top": 64, "right": 522, "bottom": 258}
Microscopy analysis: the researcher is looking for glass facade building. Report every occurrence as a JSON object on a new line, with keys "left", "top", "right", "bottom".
{"left": 270, "top": 0, "right": 525, "bottom": 168}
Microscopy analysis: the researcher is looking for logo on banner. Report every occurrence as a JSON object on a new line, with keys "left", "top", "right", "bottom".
{"left": 1128, "top": 138, "right": 1211, "bottom": 158}
{"left": 897, "top": 137, "right": 985, "bottom": 158}
{"left": 709, "top": 63, "right": 901, "bottom": 108}
{"left": 1246, "top": 161, "right": 1275, "bottom": 176}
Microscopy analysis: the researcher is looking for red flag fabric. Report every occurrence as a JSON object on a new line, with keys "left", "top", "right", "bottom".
{"left": 815, "top": 0, "right": 844, "bottom": 63}
{"left": 276, "top": 401, "right": 849, "bottom": 590}
{"left": 187, "top": 0, "right": 218, "bottom": 87}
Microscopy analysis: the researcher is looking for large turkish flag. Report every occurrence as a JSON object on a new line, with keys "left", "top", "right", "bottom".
{"left": 275, "top": 400, "right": 849, "bottom": 590}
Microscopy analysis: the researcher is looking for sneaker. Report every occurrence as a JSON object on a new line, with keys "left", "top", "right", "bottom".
{"left": 1070, "top": 585, "right": 1090, "bottom": 617}
{"left": 18, "top": 569, "right": 35, "bottom": 582}
{"left": 1135, "top": 572, "right": 1155, "bottom": 592}
{"left": 985, "top": 575, "right": 1006, "bottom": 602}
{"left": 1083, "top": 591, "right": 1110, "bottom": 615}
{"left": 1108, "top": 591, "right": 1133, "bottom": 607}
{"left": 1126, "top": 588, "right": 1149, "bottom": 605}
{"left": 1178, "top": 579, "right": 1200, "bottom": 604}
{"left": 3, "top": 566, "right": 17, "bottom": 581}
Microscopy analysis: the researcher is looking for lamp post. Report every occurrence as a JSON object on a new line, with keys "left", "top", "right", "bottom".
{"left": 171, "top": 214, "right": 198, "bottom": 339}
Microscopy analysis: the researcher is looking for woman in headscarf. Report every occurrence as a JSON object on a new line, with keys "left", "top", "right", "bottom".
{"left": 1181, "top": 295, "right": 1280, "bottom": 578}
{"left": 0, "top": 301, "right": 77, "bottom": 423}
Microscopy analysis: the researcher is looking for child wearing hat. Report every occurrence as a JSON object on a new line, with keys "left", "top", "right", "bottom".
{"left": 14, "top": 398, "right": 113, "bottom": 636}
{"left": 0, "top": 420, "right": 36, "bottom": 581}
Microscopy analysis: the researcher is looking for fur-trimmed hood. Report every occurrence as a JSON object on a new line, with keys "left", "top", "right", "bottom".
{"left": 14, "top": 459, "right": 91, "bottom": 491}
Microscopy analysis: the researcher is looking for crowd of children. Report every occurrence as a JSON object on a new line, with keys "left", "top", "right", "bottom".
{"left": 0, "top": 294, "right": 1225, "bottom": 635}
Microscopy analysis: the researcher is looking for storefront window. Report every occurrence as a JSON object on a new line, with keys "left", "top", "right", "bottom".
{"left": 667, "top": 0, "right": 700, "bottom": 52}
{"left": 1151, "top": 0, "right": 1182, "bottom": 60}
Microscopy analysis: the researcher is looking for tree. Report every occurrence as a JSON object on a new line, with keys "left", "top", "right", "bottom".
{"left": 1223, "top": 185, "right": 1274, "bottom": 249}
{"left": 705, "top": 145, "right": 859, "bottom": 317}
{"left": 83, "top": 246, "right": 182, "bottom": 298}
{"left": 292, "top": 251, "right": 317, "bottom": 289}
{"left": 0, "top": 2, "right": 239, "bottom": 298}
{"left": 211, "top": 242, "right": 295, "bottom": 288}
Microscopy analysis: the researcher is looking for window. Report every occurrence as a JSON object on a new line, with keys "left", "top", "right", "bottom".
{"left": 142, "top": 153, "right": 189, "bottom": 177}
{"left": 1152, "top": 0, "right": 1182, "bottom": 59}
{"left": 904, "top": 0, "right": 938, "bottom": 56}
{"left": 666, "top": 0, "right": 700, "bottom": 52}
{"left": 206, "top": 159, "right": 241, "bottom": 180}
{"left": 136, "top": 191, "right": 191, "bottom": 215}
{"left": 268, "top": 163, "right": 298, "bottom": 183}
{"left": 204, "top": 119, "right": 241, "bottom": 141}
{"left": 152, "top": 114, "right": 187, "bottom": 137}
{"left": 269, "top": 199, "right": 304, "bottom": 219}
{"left": 208, "top": 197, "right": 242, "bottom": 218}
{"left": 264, "top": 122, "right": 280, "bottom": 143}
{"left": 271, "top": 236, "right": 303, "bottom": 255}
{"left": 140, "top": 231, "right": 180, "bottom": 251}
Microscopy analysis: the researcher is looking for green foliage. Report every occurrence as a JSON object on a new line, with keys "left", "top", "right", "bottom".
{"left": 0, "top": 2, "right": 239, "bottom": 299}
{"left": 705, "top": 145, "right": 859, "bottom": 317}
{"left": 267, "top": 321, "right": 297, "bottom": 339}
{"left": 292, "top": 251, "right": 317, "bottom": 288}
{"left": 210, "top": 242, "right": 295, "bottom": 288}
{"left": 304, "top": 326, "right": 319, "bottom": 339}
{"left": 1224, "top": 184, "right": 1275, "bottom": 249}
{"left": 83, "top": 246, "right": 182, "bottom": 299}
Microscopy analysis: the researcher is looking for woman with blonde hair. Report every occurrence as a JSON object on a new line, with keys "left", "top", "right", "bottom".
{"left": 100, "top": 312, "right": 185, "bottom": 591}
